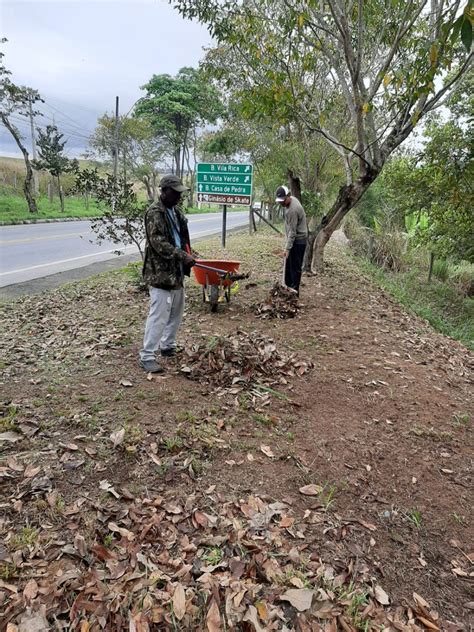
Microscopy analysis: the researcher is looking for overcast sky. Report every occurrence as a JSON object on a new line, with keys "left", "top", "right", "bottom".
{"left": 0, "top": 0, "right": 212, "bottom": 156}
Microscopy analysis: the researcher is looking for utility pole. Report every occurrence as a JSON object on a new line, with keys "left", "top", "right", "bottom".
{"left": 27, "top": 93, "right": 39, "bottom": 195}
{"left": 112, "top": 96, "right": 119, "bottom": 212}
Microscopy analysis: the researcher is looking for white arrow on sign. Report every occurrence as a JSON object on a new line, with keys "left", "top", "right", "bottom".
{"left": 198, "top": 184, "right": 203, "bottom": 192}
{"left": 245, "top": 165, "right": 250, "bottom": 172}
{"left": 244, "top": 175, "right": 250, "bottom": 183}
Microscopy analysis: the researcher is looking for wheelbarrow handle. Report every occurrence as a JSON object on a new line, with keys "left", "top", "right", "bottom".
{"left": 194, "top": 262, "right": 230, "bottom": 277}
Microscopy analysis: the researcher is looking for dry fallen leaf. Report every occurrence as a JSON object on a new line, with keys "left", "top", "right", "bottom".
{"left": 374, "top": 585, "right": 390, "bottom": 605}
{"left": 120, "top": 379, "right": 133, "bottom": 387}
{"left": 413, "top": 592, "right": 430, "bottom": 609}
{"left": 280, "top": 588, "right": 314, "bottom": 611}
{"left": 23, "top": 579, "right": 38, "bottom": 604}
{"left": 109, "top": 428, "right": 125, "bottom": 447}
{"left": 206, "top": 599, "right": 222, "bottom": 631}
{"left": 172, "top": 583, "right": 186, "bottom": 621}
{"left": 417, "top": 616, "right": 440, "bottom": 630}
{"left": 17, "top": 606, "right": 49, "bottom": 632}
{"left": 99, "top": 480, "right": 120, "bottom": 498}
{"left": 243, "top": 605, "right": 265, "bottom": 631}
{"left": 299, "top": 484, "right": 323, "bottom": 496}
{"left": 260, "top": 445, "right": 275, "bottom": 458}
{"left": 0, "top": 432, "right": 21, "bottom": 443}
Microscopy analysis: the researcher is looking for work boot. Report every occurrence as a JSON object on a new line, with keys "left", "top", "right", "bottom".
{"left": 139, "top": 359, "right": 164, "bottom": 374}
{"left": 160, "top": 348, "right": 176, "bottom": 358}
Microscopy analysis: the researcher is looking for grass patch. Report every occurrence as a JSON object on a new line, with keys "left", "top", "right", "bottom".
{"left": 0, "top": 195, "right": 103, "bottom": 222}
{"left": 0, "top": 196, "right": 247, "bottom": 223}
{"left": 356, "top": 258, "right": 474, "bottom": 350}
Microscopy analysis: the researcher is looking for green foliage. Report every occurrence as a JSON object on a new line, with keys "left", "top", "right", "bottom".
{"left": 432, "top": 259, "right": 449, "bottom": 282}
{"left": 136, "top": 67, "right": 224, "bottom": 177}
{"left": 74, "top": 168, "right": 147, "bottom": 258}
{"left": 346, "top": 213, "right": 407, "bottom": 271}
{"left": 172, "top": 0, "right": 471, "bottom": 269}
{"left": 355, "top": 253, "right": 474, "bottom": 350}
{"left": 33, "top": 125, "right": 78, "bottom": 179}
{"left": 450, "top": 261, "right": 474, "bottom": 297}
{"left": 198, "top": 128, "right": 242, "bottom": 161}
{"left": 87, "top": 115, "right": 164, "bottom": 202}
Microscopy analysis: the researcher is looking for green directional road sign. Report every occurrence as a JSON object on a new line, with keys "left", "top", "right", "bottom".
{"left": 196, "top": 162, "right": 253, "bottom": 206}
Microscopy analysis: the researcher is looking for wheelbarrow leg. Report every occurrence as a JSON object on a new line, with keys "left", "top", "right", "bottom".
{"left": 210, "top": 284, "right": 219, "bottom": 312}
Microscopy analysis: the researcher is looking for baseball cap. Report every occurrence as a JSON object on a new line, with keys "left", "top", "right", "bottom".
{"left": 159, "top": 175, "right": 190, "bottom": 192}
{"left": 275, "top": 185, "right": 290, "bottom": 202}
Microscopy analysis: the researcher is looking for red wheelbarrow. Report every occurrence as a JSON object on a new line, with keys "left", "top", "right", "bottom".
{"left": 193, "top": 259, "right": 248, "bottom": 312}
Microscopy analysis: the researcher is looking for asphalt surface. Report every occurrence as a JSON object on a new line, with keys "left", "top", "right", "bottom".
{"left": 0, "top": 212, "right": 249, "bottom": 297}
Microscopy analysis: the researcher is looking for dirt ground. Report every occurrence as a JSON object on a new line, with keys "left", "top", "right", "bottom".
{"left": 1, "top": 230, "right": 472, "bottom": 631}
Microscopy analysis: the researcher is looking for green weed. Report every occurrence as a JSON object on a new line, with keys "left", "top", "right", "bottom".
{"left": 452, "top": 412, "right": 470, "bottom": 428}
{"left": 10, "top": 526, "right": 38, "bottom": 549}
{"left": 406, "top": 509, "right": 422, "bottom": 527}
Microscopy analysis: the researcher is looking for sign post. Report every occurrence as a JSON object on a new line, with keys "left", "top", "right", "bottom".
{"left": 222, "top": 205, "right": 227, "bottom": 248}
{"left": 196, "top": 162, "right": 253, "bottom": 247}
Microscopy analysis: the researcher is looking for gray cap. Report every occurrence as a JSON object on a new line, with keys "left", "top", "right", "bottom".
{"left": 159, "top": 175, "right": 190, "bottom": 192}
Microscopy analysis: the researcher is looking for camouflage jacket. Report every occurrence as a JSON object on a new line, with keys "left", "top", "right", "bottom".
{"left": 142, "top": 199, "right": 192, "bottom": 290}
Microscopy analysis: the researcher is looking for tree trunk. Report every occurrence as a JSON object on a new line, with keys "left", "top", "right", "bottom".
{"left": 1, "top": 114, "right": 38, "bottom": 213}
{"left": 307, "top": 168, "right": 379, "bottom": 273}
{"left": 287, "top": 169, "right": 302, "bottom": 201}
{"left": 174, "top": 147, "right": 181, "bottom": 177}
{"left": 48, "top": 181, "right": 54, "bottom": 203}
{"left": 142, "top": 175, "right": 154, "bottom": 202}
{"left": 58, "top": 176, "right": 65, "bottom": 212}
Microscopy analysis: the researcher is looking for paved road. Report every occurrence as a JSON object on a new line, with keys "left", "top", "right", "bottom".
{"left": 0, "top": 212, "right": 249, "bottom": 288}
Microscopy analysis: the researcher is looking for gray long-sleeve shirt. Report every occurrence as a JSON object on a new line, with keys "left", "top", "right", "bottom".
{"left": 284, "top": 196, "right": 308, "bottom": 251}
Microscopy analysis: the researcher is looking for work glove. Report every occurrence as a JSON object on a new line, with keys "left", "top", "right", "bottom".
{"left": 183, "top": 253, "right": 196, "bottom": 267}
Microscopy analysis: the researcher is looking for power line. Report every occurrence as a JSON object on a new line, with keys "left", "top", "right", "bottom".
{"left": 5, "top": 115, "right": 92, "bottom": 144}
{"left": 42, "top": 101, "right": 95, "bottom": 135}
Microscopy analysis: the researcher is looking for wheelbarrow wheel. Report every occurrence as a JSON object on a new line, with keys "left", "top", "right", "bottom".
{"left": 210, "top": 285, "right": 219, "bottom": 312}
{"left": 225, "top": 286, "right": 231, "bottom": 303}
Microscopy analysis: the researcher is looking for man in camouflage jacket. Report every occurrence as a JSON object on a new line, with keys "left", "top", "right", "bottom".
{"left": 139, "top": 175, "right": 195, "bottom": 373}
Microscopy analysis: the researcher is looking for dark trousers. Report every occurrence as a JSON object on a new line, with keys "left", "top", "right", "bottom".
{"left": 284, "top": 241, "right": 306, "bottom": 295}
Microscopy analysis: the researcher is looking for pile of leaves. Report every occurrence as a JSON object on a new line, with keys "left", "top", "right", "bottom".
{"left": 180, "top": 330, "right": 311, "bottom": 389}
{"left": 254, "top": 283, "right": 299, "bottom": 320}
{"left": 0, "top": 487, "right": 443, "bottom": 631}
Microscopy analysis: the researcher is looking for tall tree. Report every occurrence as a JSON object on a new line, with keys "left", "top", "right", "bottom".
{"left": 172, "top": 0, "right": 473, "bottom": 271}
{"left": 33, "top": 125, "right": 78, "bottom": 212}
{"left": 0, "top": 38, "right": 41, "bottom": 213}
{"left": 87, "top": 114, "right": 165, "bottom": 202}
{"left": 135, "top": 67, "right": 224, "bottom": 186}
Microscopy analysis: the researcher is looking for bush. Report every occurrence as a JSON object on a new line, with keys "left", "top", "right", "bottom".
{"left": 450, "top": 261, "right": 474, "bottom": 297}
{"left": 432, "top": 259, "right": 449, "bottom": 282}
{"left": 345, "top": 214, "right": 407, "bottom": 271}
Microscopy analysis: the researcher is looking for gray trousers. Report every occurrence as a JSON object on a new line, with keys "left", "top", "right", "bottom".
{"left": 139, "top": 286, "right": 185, "bottom": 362}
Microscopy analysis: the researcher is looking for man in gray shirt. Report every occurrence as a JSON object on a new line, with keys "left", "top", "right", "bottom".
{"left": 275, "top": 185, "right": 308, "bottom": 295}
